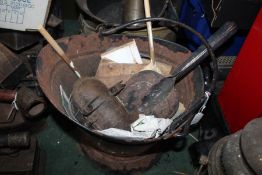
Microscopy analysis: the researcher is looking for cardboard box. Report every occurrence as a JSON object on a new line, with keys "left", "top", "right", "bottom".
{"left": 0, "top": 0, "right": 51, "bottom": 31}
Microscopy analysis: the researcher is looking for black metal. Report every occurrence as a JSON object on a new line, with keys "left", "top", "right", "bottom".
{"left": 216, "top": 56, "right": 237, "bottom": 81}
{"left": 172, "top": 22, "right": 238, "bottom": 81}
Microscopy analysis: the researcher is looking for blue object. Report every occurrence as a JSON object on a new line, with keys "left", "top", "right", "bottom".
{"left": 179, "top": 0, "right": 247, "bottom": 56}
{"left": 180, "top": 0, "right": 212, "bottom": 50}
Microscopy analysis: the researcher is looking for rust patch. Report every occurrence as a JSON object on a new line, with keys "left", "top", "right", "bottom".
{"left": 80, "top": 142, "right": 159, "bottom": 172}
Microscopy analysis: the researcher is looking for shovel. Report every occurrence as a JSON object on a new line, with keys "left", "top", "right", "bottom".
{"left": 139, "top": 22, "right": 238, "bottom": 112}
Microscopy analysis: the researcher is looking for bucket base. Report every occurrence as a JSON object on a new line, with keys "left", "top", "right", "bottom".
{"left": 79, "top": 142, "right": 160, "bottom": 172}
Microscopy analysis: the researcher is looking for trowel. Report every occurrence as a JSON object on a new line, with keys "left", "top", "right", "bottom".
{"left": 137, "top": 22, "right": 238, "bottom": 113}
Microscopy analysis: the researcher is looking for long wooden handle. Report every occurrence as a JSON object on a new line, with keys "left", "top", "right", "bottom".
{"left": 144, "top": 0, "right": 155, "bottom": 66}
{"left": 38, "top": 25, "right": 69, "bottom": 63}
{"left": 38, "top": 25, "right": 81, "bottom": 78}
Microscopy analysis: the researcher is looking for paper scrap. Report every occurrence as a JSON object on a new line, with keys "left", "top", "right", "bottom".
{"left": 191, "top": 112, "right": 204, "bottom": 125}
{"left": 131, "top": 114, "right": 173, "bottom": 138}
{"left": 98, "top": 114, "right": 172, "bottom": 139}
{"left": 101, "top": 40, "right": 143, "bottom": 64}
{"left": 60, "top": 85, "right": 78, "bottom": 122}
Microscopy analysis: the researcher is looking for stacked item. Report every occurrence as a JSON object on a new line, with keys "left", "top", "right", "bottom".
{"left": 208, "top": 117, "right": 262, "bottom": 175}
{"left": 0, "top": 38, "right": 47, "bottom": 175}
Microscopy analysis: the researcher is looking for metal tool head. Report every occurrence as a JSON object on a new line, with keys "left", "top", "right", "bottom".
{"left": 118, "top": 70, "right": 179, "bottom": 119}
{"left": 71, "top": 77, "right": 131, "bottom": 130}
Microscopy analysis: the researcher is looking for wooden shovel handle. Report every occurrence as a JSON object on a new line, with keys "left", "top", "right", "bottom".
{"left": 144, "top": 0, "right": 155, "bottom": 66}
{"left": 38, "top": 25, "right": 81, "bottom": 78}
{"left": 38, "top": 25, "right": 70, "bottom": 64}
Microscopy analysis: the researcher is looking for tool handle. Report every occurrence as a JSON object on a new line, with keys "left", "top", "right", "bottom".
{"left": 38, "top": 25, "right": 81, "bottom": 78}
{"left": 144, "top": 0, "right": 156, "bottom": 65}
{"left": 38, "top": 25, "right": 69, "bottom": 63}
{"left": 172, "top": 22, "right": 238, "bottom": 80}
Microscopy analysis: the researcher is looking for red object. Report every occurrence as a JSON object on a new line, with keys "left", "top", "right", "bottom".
{"left": 218, "top": 8, "right": 262, "bottom": 132}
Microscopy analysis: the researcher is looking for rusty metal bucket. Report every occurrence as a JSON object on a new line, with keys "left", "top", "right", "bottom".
{"left": 36, "top": 34, "right": 204, "bottom": 157}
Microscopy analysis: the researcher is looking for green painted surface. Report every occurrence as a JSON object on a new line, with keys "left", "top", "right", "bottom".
{"left": 37, "top": 116, "right": 103, "bottom": 175}
{"left": 37, "top": 116, "right": 196, "bottom": 175}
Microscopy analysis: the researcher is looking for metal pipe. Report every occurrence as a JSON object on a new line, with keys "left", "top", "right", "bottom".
{"left": 124, "top": 0, "right": 144, "bottom": 26}
{"left": 0, "top": 89, "right": 16, "bottom": 102}
{"left": 16, "top": 86, "right": 46, "bottom": 119}
{"left": 0, "top": 87, "right": 46, "bottom": 119}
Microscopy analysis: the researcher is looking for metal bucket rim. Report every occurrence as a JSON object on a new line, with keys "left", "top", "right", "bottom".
{"left": 37, "top": 33, "right": 204, "bottom": 144}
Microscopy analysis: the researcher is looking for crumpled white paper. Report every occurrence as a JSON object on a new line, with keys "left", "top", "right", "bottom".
{"left": 98, "top": 114, "right": 172, "bottom": 139}
{"left": 131, "top": 114, "right": 172, "bottom": 138}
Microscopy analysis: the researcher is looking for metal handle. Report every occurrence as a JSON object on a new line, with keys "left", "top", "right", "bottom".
{"left": 172, "top": 22, "right": 238, "bottom": 80}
